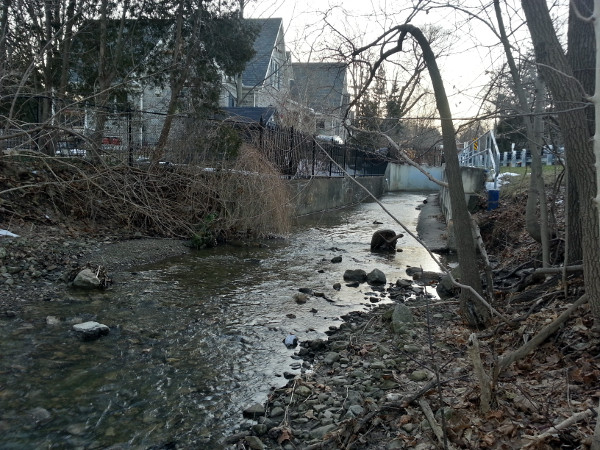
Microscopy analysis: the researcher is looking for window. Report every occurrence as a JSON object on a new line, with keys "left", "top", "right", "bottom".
{"left": 270, "top": 60, "right": 280, "bottom": 90}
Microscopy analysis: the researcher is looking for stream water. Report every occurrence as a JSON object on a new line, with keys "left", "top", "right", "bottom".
{"left": 0, "top": 191, "right": 440, "bottom": 449}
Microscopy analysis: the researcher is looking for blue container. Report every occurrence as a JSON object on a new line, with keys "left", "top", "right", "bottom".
{"left": 487, "top": 189, "right": 500, "bottom": 211}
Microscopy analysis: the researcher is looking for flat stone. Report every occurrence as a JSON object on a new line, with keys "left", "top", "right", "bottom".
{"left": 310, "top": 423, "right": 337, "bottom": 440}
{"left": 72, "top": 321, "right": 109, "bottom": 341}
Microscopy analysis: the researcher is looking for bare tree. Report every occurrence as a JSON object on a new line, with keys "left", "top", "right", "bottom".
{"left": 350, "top": 24, "right": 490, "bottom": 328}
{"left": 521, "top": 0, "right": 600, "bottom": 327}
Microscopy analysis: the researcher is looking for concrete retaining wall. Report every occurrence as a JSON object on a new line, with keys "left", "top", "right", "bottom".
{"left": 386, "top": 164, "right": 443, "bottom": 191}
{"left": 439, "top": 166, "right": 487, "bottom": 250}
{"left": 289, "top": 176, "right": 386, "bottom": 215}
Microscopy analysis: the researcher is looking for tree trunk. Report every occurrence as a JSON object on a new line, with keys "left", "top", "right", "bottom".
{"left": 522, "top": 0, "right": 600, "bottom": 325}
{"left": 399, "top": 24, "right": 490, "bottom": 329}
{"left": 494, "top": 0, "right": 549, "bottom": 247}
{"left": 532, "top": 77, "right": 550, "bottom": 267}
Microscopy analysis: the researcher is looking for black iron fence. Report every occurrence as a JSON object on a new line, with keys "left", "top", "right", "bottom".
{"left": 0, "top": 116, "right": 390, "bottom": 178}
{"left": 232, "top": 122, "right": 388, "bottom": 178}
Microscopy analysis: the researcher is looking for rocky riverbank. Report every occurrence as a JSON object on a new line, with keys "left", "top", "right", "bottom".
{"left": 0, "top": 224, "right": 191, "bottom": 315}
{"left": 225, "top": 274, "right": 459, "bottom": 450}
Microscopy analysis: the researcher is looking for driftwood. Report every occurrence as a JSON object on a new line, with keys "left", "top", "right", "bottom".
{"left": 467, "top": 333, "right": 492, "bottom": 413}
{"left": 534, "top": 265, "right": 584, "bottom": 274}
{"left": 494, "top": 294, "right": 588, "bottom": 380}
{"left": 418, "top": 398, "right": 448, "bottom": 448}
{"left": 522, "top": 407, "right": 596, "bottom": 447}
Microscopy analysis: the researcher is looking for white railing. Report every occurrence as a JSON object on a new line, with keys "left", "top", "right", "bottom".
{"left": 458, "top": 130, "right": 501, "bottom": 188}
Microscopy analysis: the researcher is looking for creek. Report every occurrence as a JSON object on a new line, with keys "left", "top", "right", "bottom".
{"left": 0, "top": 191, "right": 440, "bottom": 449}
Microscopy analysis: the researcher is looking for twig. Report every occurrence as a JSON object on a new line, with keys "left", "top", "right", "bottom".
{"left": 522, "top": 407, "right": 596, "bottom": 446}
{"left": 418, "top": 398, "right": 454, "bottom": 449}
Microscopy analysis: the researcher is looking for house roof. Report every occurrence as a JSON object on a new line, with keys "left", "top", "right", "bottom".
{"left": 220, "top": 107, "right": 276, "bottom": 124}
{"left": 242, "top": 18, "right": 283, "bottom": 88}
{"left": 291, "top": 63, "right": 348, "bottom": 113}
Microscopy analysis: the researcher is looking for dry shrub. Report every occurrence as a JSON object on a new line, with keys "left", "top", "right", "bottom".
{"left": 208, "top": 143, "right": 292, "bottom": 238}
{"left": 0, "top": 146, "right": 292, "bottom": 242}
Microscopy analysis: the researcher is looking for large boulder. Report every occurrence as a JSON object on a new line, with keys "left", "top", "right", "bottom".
{"left": 370, "top": 230, "right": 402, "bottom": 252}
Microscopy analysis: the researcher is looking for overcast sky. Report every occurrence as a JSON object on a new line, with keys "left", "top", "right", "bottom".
{"left": 244, "top": 0, "right": 508, "bottom": 121}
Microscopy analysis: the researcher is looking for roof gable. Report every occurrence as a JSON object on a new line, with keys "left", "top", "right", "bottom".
{"left": 291, "top": 63, "right": 347, "bottom": 112}
{"left": 242, "top": 18, "right": 283, "bottom": 87}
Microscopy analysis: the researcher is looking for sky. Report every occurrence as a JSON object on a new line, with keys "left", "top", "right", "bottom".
{"left": 244, "top": 0, "right": 509, "bottom": 122}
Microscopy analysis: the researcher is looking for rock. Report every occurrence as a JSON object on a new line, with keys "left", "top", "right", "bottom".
{"left": 370, "top": 229, "right": 402, "bottom": 252}
{"left": 391, "top": 304, "right": 414, "bottom": 334}
{"left": 331, "top": 255, "right": 342, "bottom": 263}
{"left": 387, "top": 439, "right": 406, "bottom": 449}
{"left": 28, "top": 407, "right": 51, "bottom": 424}
{"left": 46, "top": 316, "right": 60, "bottom": 326}
{"left": 367, "top": 269, "right": 386, "bottom": 285}
{"left": 436, "top": 273, "right": 459, "bottom": 299}
{"left": 72, "top": 268, "right": 101, "bottom": 289}
{"left": 396, "top": 279, "right": 412, "bottom": 287}
{"left": 343, "top": 269, "right": 367, "bottom": 283}
{"left": 0, "top": 247, "right": 6, "bottom": 259}
{"left": 332, "top": 283, "right": 341, "bottom": 291}
{"left": 413, "top": 270, "right": 442, "bottom": 283}
{"left": 270, "top": 406, "right": 284, "bottom": 417}
{"left": 72, "top": 321, "right": 109, "bottom": 340}
{"left": 295, "top": 385, "right": 311, "bottom": 397}
{"left": 409, "top": 370, "right": 430, "bottom": 381}
{"left": 323, "top": 352, "right": 340, "bottom": 365}
{"left": 345, "top": 404, "right": 364, "bottom": 418}
{"left": 252, "top": 424, "right": 268, "bottom": 436}
{"left": 345, "top": 281, "right": 360, "bottom": 288}
{"left": 245, "top": 435, "right": 265, "bottom": 450}
{"left": 310, "top": 423, "right": 337, "bottom": 439}
{"left": 403, "top": 344, "right": 421, "bottom": 353}
{"left": 405, "top": 266, "right": 422, "bottom": 277}
{"left": 66, "top": 423, "right": 87, "bottom": 436}
{"left": 293, "top": 293, "right": 309, "bottom": 304}
{"left": 283, "top": 335, "right": 298, "bottom": 348}
{"left": 298, "top": 287, "right": 313, "bottom": 295}
{"left": 243, "top": 403, "right": 265, "bottom": 418}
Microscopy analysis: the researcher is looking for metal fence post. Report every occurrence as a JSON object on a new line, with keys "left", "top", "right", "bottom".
{"left": 312, "top": 138, "right": 316, "bottom": 176}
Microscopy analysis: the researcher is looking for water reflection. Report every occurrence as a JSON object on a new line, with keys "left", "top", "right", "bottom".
{"left": 0, "top": 191, "right": 440, "bottom": 448}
